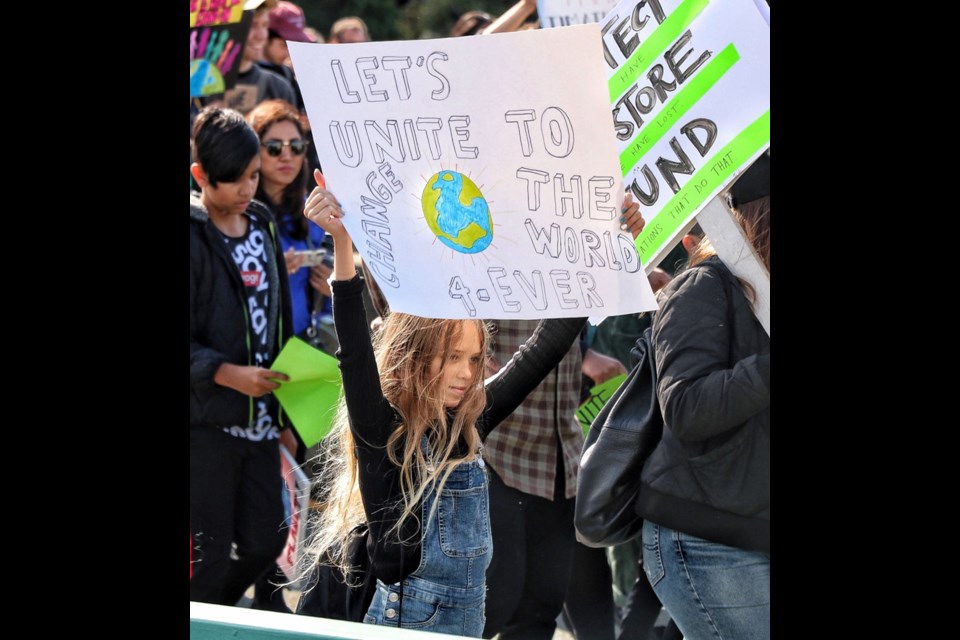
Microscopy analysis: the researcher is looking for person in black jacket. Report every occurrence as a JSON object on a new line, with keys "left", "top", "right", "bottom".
{"left": 638, "top": 195, "right": 770, "bottom": 640}
{"left": 189, "top": 106, "right": 296, "bottom": 606}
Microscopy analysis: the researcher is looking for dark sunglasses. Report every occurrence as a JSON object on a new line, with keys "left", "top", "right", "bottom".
{"left": 262, "top": 138, "right": 309, "bottom": 157}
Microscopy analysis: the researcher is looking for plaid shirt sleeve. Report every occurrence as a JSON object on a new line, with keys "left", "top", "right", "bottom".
{"left": 483, "top": 319, "right": 584, "bottom": 500}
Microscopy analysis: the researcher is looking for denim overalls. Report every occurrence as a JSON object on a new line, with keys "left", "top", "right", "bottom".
{"left": 363, "top": 443, "right": 492, "bottom": 637}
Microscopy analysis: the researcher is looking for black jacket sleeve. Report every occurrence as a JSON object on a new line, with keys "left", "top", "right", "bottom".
{"left": 331, "top": 275, "right": 417, "bottom": 584}
{"left": 480, "top": 317, "right": 587, "bottom": 436}
{"left": 331, "top": 275, "right": 395, "bottom": 447}
{"left": 652, "top": 265, "right": 770, "bottom": 442}
{"left": 189, "top": 228, "right": 228, "bottom": 393}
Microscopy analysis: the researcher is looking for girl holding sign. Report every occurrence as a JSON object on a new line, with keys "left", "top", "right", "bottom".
{"left": 298, "top": 169, "right": 644, "bottom": 637}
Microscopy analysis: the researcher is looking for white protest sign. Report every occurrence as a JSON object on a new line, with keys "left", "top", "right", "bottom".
{"left": 289, "top": 26, "right": 658, "bottom": 320}
{"left": 602, "top": 0, "right": 770, "bottom": 270}
{"left": 538, "top": 0, "right": 619, "bottom": 29}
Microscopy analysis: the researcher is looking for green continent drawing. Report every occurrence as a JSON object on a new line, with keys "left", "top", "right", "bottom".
{"left": 421, "top": 170, "right": 492, "bottom": 254}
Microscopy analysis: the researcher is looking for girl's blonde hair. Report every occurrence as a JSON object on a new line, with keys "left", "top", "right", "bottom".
{"left": 299, "top": 312, "right": 491, "bottom": 580}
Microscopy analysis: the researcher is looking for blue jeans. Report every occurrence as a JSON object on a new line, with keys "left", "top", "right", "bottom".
{"left": 364, "top": 456, "right": 490, "bottom": 637}
{"left": 641, "top": 520, "right": 769, "bottom": 640}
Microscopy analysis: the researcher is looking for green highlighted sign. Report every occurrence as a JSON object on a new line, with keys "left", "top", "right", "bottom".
{"left": 633, "top": 110, "right": 770, "bottom": 264}
{"left": 619, "top": 43, "right": 739, "bottom": 175}
{"left": 605, "top": 0, "right": 770, "bottom": 269}
{"left": 608, "top": 0, "right": 711, "bottom": 102}
{"left": 577, "top": 374, "right": 628, "bottom": 435}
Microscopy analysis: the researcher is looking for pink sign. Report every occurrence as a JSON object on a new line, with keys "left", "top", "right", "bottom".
{"left": 277, "top": 445, "right": 311, "bottom": 587}
{"left": 190, "top": 0, "right": 245, "bottom": 28}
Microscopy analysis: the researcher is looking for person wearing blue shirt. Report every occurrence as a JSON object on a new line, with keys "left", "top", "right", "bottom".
{"left": 247, "top": 99, "right": 331, "bottom": 342}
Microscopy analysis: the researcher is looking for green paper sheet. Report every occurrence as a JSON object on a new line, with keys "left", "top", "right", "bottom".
{"left": 271, "top": 336, "right": 343, "bottom": 447}
{"left": 576, "top": 374, "right": 628, "bottom": 436}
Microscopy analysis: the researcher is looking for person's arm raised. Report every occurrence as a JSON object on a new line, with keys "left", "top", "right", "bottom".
{"left": 482, "top": 0, "right": 537, "bottom": 34}
{"left": 306, "top": 169, "right": 393, "bottom": 445}
{"left": 304, "top": 169, "right": 356, "bottom": 281}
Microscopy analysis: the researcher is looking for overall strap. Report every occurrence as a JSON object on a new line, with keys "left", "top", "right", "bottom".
{"left": 399, "top": 544, "right": 404, "bottom": 627}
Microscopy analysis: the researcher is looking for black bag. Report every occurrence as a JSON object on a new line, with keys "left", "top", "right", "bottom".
{"left": 574, "top": 258, "right": 739, "bottom": 548}
{"left": 574, "top": 326, "right": 662, "bottom": 548}
{"left": 296, "top": 523, "right": 376, "bottom": 622}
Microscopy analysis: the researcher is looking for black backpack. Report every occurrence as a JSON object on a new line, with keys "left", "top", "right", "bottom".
{"left": 296, "top": 523, "right": 376, "bottom": 622}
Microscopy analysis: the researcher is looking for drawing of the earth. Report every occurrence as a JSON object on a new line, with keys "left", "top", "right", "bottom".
{"left": 421, "top": 170, "right": 492, "bottom": 254}
{"left": 190, "top": 58, "right": 225, "bottom": 97}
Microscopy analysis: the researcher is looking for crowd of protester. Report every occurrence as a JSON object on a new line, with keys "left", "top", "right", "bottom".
{"left": 190, "top": 2, "right": 770, "bottom": 639}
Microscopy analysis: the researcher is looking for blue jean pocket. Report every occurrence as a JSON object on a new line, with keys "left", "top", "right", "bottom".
{"left": 367, "top": 588, "right": 444, "bottom": 630}
{"left": 438, "top": 484, "right": 490, "bottom": 558}
{"left": 642, "top": 521, "right": 665, "bottom": 586}
{"left": 396, "top": 592, "right": 444, "bottom": 629}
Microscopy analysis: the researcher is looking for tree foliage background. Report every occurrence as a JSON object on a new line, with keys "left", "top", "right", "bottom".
{"left": 298, "top": 0, "right": 526, "bottom": 42}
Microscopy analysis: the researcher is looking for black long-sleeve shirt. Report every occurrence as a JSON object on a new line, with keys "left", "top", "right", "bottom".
{"left": 331, "top": 275, "right": 585, "bottom": 584}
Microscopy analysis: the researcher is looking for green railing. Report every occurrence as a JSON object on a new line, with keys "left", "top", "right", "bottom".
{"left": 190, "top": 602, "right": 470, "bottom": 640}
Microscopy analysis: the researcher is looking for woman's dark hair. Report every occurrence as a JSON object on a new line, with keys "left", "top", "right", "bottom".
{"left": 191, "top": 107, "right": 260, "bottom": 187}
{"left": 246, "top": 99, "right": 309, "bottom": 240}
{"left": 686, "top": 194, "right": 770, "bottom": 304}
{"left": 733, "top": 195, "right": 770, "bottom": 272}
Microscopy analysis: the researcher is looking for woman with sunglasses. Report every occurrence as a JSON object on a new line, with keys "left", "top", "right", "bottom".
{"left": 247, "top": 100, "right": 331, "bottom": 346}
{"left": 245, "top": 99, "right": 328, "bottom": 613}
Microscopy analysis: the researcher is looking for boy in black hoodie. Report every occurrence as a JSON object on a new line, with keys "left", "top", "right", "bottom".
{"left": 189, "top": 106, "right": 295, "bottom": 605}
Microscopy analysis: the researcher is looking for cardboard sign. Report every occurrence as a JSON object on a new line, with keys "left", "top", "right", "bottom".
{"left": 190, "top": 0, "right": 245, "bottom": 28}
{"left": 577, "top": 373, "right": 627, "bottom": 434}
{"left": 190, "top": 11, "right": 253, "bottom": 97}
{"left": 290, "top": 26, "right": 658, "bottom": 320}
{"left": 277, "top": 445, "right": 311, "bottom": 588}
{"left": 538, "top": 0, "right": 619, "bottom": 29}
{"left": 602, "top": 0, "right": 770, "bottom": 269}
